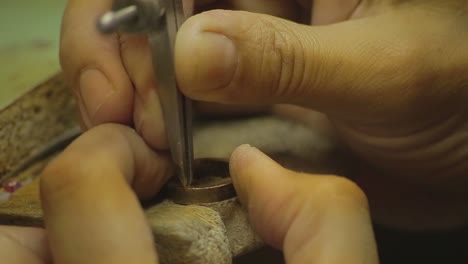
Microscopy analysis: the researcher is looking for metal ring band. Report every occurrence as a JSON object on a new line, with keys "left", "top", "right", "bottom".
{"left": 166, "top": 158, "right": 236, "bottom": 205}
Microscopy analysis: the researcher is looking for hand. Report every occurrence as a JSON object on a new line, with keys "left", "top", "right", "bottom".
{"left": 60, "top": 0, "right": 169, "bottom": 150}
{"left": 0, "top": 125, "right": 378, "bottom": 264}
{"left": 230, "top": 145, "right": 379, "bottom": 264}
{"left": 0, "top": 124, "right": 171, "bottom": 264}
{"left": 59, "top": 0, "right": 269, "bottom": 151}
{"left": 60, "top": 0, "right": 468, "bottom": 229}
{"left": 175, "top": 0, "right": 468, "bottom": 230}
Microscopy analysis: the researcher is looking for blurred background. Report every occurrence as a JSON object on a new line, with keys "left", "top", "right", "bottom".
{"left": 0, "top": 0, "right": 66, "bottom": 107}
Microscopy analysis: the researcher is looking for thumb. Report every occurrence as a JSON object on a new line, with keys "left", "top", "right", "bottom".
{"left": 176, "top": 9, "right": 433, "bottom": 118}
{"left": 176, "top": 10, "right": 382, "bottom": 110}
{"left": 229, "top": 145, "right": 378, "bottom": 264}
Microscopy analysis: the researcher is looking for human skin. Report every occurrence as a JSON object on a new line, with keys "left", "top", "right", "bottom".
{"left": 0, "top": 124, "right": 379, "bottom": 263}
{"left": 0, "top": 2, "right": 466, "bottom": 261}
{"left": 58, "top": 0, "right": 468, "bottom": 230}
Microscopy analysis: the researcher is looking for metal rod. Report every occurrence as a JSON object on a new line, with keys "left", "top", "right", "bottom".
{"left": 97, "top": 5, "right": 138, "bottom": 33}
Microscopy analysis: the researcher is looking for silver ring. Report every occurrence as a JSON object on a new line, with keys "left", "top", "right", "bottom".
{"left": 166, "top": 158, "right": 237, "bottom": 205}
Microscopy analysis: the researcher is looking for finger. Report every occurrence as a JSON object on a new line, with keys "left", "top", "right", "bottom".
{"left": 176, "top": 9, "right": 444, "bottom": 121}
{"left": 40, "top": 124, "right": 173, "bottom": 264}
{"left": 60, "top": 0, "right": 133, "bottom": 128}
{"left": 176, "top": 9, "right": 365, "bottom": 110}
{"left": 117, "top": 0, "right": 193, "bottom": 149}
{"left": 118, "top": 33, "right": 168, "bottom": 149}
{"left": 0, "top": 226, "right": 50, "bottom": 264}
{"left": 229, "top": 145, "right": 378, "bottom": 264}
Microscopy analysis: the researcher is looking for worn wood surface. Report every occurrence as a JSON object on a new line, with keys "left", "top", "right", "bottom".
{"left": 0, "top": 73, "right": 78, "bottom": 180}
{"left": 0, "top": 178, "right": 43, "bottom": 227}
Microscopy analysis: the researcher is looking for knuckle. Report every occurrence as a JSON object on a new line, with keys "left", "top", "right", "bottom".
{"left": 254, "top": 18, "right": 307, "bottom": 99}
{"left": 316, "top": 176, "right": 369, "bottom": 209}
{"left": 40, "top": 124, "right": 132, "bottom": 201}
{"left": 86, "top": 124, "right": 133, "bottom": 151}
{"left": 40, "top": 152, "right": 86, "bottom": 203}
{"left": 134, "top": 113, "right": 167, "bottom": 150}
{"left": 260, "top": 20, "right": 295, "bottom": 96}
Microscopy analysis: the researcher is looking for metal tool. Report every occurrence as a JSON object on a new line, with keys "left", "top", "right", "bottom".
{"left": 97, "top": 0, "right": 194, "bottom": 187}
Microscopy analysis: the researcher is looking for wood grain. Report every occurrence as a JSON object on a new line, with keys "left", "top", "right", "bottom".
{"left": 0, "top": 177, "right": 43, "bottom": 227}
{"left": 0, "top": 73, "right": 78, "bottom": 180}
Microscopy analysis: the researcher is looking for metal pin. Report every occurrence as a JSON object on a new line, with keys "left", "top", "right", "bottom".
{"left": 97, "top": 5, "right": 138, "bottom": 34}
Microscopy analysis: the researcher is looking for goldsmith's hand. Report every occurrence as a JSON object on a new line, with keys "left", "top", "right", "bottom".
{"left": 58, "top": 0, "right": 339, "bottom": 150}
{"left": 230, "top": 145, "right": 379, "bottom": 264}
{"left": 0, "top": 127, "right": 378, "bottom": 264}
{"left": 60, "top": 0, "right": 183, "bottom": 150}
{"left": 60, "top": 0, "right": 468, "bottom": 229}
{"left": 59, "top": 0, "right": 266, "bottom": 151}
{"left": 176, "top": 0, "right": 468, "bottom": 230}
{"left": 0, "top": 124, "right": 172, "bottom": 264}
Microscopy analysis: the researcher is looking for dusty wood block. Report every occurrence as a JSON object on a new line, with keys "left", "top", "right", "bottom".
{"left": 0, "top": 177, "right": 43, "bottom": 226}
{"left": 147, "top": 202, "right": 232, "bottom": 264}
{"left": 206, "top": 199, "right": 262, "bottom": 257}
{"left": 0, "top": 73, "right": 78, "bottom": 179}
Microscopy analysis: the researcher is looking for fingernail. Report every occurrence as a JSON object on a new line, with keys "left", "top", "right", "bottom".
{"left": 230, "top": 144, "right": 255, "bottom": 168}
{"left": 79, "top": 69, "right": 114, "bottom": 125}
{"left": 199, "top": 31, "right": 237, "bottom": 89}
{"left": 230, "top": 144, "right": 268, "bottom": 186}
{"left": 230, "top": 144, "right": 285, "bottom": 209}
